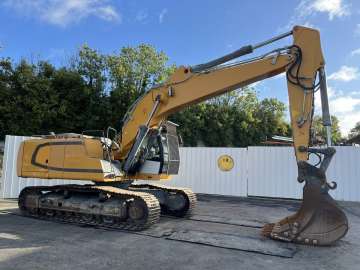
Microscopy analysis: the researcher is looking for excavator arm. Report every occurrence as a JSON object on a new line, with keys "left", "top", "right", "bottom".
{"left": 118, "top": 26, "right": 348, "bottom": 246}
{"left": 118, "top": 26, "right": 324, "bottom": 163}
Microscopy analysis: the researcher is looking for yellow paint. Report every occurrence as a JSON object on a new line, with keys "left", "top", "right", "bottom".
{"left": 18, "top": 138, "right": 107, "bottom": 182}
{"left": 287, "top": 26, "right": 324, "bottom": 161}
{"left": 218, "top": 155, "right": 234, "bottom": 171}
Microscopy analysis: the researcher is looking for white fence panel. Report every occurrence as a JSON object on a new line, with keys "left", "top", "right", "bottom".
{"left": 0, "top": 135, "right": 90, "bottom": 199}
{"left": 247, "top": 147, "right": 301, "bottom": 199}
{"left": 247, "top": 146, "right": 360, "bottom": 201}
{"left": 327, "top": 147, "right": 360, "bottom": 201}
{"left": 170, "top": 147, "right": 248, "bottom": 197}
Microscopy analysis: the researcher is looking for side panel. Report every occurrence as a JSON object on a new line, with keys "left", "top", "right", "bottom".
{"left": 83, "top": 138, "right": 104, "bottom": 158}
{"left": 17, "top": 138, "right": 109, "bottom": 182}
{"left": 62, "top": 142, "right": 104, "bottom": 181}
{"left": 49, "top": 144, "right": 65, "bottom": 179}
{"left": 21, "top": 140, "right": 50, "bottom": 178}
{"left": 2, "top": 135, "right": 92, "bottom": 199}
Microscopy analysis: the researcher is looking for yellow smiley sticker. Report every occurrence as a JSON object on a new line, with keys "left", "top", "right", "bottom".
{"left": 217, "top": 155, "right": 234, "bottom": 171}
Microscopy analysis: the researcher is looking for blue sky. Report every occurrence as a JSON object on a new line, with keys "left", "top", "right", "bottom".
{"left": 0, "top": 0, "right": 359, "bottom": 136}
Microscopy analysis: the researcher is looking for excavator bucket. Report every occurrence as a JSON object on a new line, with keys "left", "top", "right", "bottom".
{"left": 262, "top": 148, "right": 348, "bottom": 246}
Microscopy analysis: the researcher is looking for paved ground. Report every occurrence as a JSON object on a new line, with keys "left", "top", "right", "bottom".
{"left": 1, "top": 195, "right": 360, "bottom": 270}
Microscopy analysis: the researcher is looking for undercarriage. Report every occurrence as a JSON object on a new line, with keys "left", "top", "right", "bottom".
{"left": 18, "top": 183, "right": 196, "bottom": 231}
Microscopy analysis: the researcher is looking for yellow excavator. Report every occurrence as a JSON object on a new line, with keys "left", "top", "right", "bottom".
{"left": 16, "top": 26, "right": 348, "bottom": 245}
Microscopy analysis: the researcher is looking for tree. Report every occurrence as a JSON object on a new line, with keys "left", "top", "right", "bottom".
{"left": 0, "top": 59, "right": 58, "bottom": 136}
{"left": 73, "top": 45, "right": 110, "bottom": 130}
{"left": 106, "top": 44, "right": 174, "bottom": 129}
{"left": 254, "top": 98, "right": 290, "bottom": 143}
{"left": 0, "top": 44, "right": 290, "bottom": 148}
{"left": 171, "top": 87, "right": 290, "bottom": 147}
{"left": 312, "top": 115, "right": 342, "bottom": 144}
{"left": 0, "top": 44, "right": 174, "bottom": 140}
{"left": 0, "top": 58, "right": 14, "bottom": 138}
{"left": 169, "top": 104, "right": 206, "bottom": 146}
{"left": 0, "top": 58, "right": 99, "bottom": 138}
{"left": 349, "top": 122, "right": 360, "bottom": 139}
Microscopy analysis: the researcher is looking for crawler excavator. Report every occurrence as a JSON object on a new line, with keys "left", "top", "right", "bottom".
{"left": 16, "top": 26, "right": 348, "bottom": 245}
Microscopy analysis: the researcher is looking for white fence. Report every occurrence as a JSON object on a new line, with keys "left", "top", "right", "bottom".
{"left": 247, "top": 146, "right": 360, "bottom": 201}
{"left": 171, "top": 147, "right": 248, "bottom": 197}
{"left": 1, "top": 135, "right": 360, "bottom": 201}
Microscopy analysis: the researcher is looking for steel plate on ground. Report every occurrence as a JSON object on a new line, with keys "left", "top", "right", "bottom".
{"left": 166, "top": 229, "right": 297, "bottom": 258}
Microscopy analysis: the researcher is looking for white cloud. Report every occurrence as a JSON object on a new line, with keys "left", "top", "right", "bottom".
{"left": 330, "top": 96, "right": 360, "bottom": 113}
{"left": 310, "top": 0, "right": 350, "bottom": 20}
{"left": 328, "top": 66, "right": 360, "bottom": 82}
{"left": 351, "top": 48, "right": 360, "bottom": 56}
{"left": 159, "top": 8, "right": 168, "bottom": 24}
{"left": 337, "top": 110, "right": 360, "bottom": 135}
{"left": 301, "top": 21, "right": 316, "bottom": 28}
{"left": 96, "top": 5, "right": 120, "bottom": 22}
{"left": 3, "top": 0, "right": 120, "bottom": 27}
{"left": 314, "top": 87, "right": 360, "bottom": 135}
{"left": 314, "top": 86, "right": 336, "bottom": 109}
{"left": 135, "top": 10, "right": 148, "bottom": 22}
{"left": 285, "top": 0, "right": 350, "bottom": 30}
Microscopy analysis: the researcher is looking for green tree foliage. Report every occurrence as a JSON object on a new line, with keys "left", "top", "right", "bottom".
{"left": 349, "top": 122, "right": 360, "bottom": 139}
{"left": 1, "top": 44, "right": 292, "bottom": 147}
{"left": 106, "top": 44, "right": 174, "bottom": 129}
{"left": 311, "top": 115, "right": 342, "bottom": 144}
{"left": 170, "top": 88, "right": 290, "bottom": 147}
{"left": 0, "top": 58, "right": 101, "bottom": 136}
{"left": 0, "top": 44, "right": 170, "bottom": 138}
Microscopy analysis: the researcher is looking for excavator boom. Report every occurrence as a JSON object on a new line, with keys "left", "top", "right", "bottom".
{"left": 119, "top": 26, "right": 323, "bottom": 163}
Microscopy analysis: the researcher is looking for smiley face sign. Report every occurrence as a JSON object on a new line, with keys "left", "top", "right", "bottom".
{"left": 217, "top": 155, "right": 234, "bottom": 171}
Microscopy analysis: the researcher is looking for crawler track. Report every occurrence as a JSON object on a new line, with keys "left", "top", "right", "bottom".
{"left": 130, "top": 183, "right": 197, "bottom": 217}
{"left": 18, "top": 185, "right": 160, "bottom": 231}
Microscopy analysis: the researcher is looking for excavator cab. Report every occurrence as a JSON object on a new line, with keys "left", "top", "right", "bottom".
{"left": 122, "top": 121, "right": 180, "bottom": 176}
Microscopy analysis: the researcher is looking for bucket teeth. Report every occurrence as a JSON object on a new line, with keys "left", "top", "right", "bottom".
{"left": 262, "top": 154, "right": 348, "bottom": 246}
